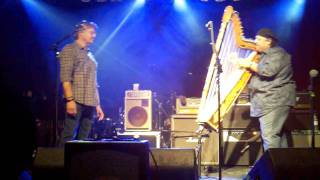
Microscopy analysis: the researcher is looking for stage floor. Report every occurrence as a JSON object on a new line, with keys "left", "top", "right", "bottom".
{"left": 200, "top": 166, "right": 250, "bottom": 180}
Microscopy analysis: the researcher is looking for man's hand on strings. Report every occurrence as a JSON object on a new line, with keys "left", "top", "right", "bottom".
{"left": 228, "top": 52, "right": 248, "bottom": 68}
{"left": 227, "top": 52, "right": 239, "bottom": 64}
{"left": 237, "top": 58, "right": 253, "bottom": 69}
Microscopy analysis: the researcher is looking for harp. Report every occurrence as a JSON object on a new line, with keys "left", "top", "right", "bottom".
{"left": 197, "top": 6, "right": 259, "bottom": 131}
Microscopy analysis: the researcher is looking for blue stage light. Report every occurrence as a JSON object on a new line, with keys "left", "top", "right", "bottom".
{"left": 294, "top": 0, "right": 305, "bottom": 5}
{"left": 287, "top": 0, "right": 306, "bottom": 22}
{"left": 174, "top": 0, "right": 188, "bottom": 11}
{"left": 134, "top": 0, "right": 145, "bottom": 8}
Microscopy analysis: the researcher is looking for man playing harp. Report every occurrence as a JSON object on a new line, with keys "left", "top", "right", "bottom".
{"left": 235, "top": 28, "right": 296, "bottom": 151}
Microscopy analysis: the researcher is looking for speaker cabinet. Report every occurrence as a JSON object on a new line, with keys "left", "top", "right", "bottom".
{"left": 65, "top": 140, "right": 150, "bottom": 180}
{"left": 32, "top": 147, "right": 65, "bottom": 180}
{"left": 288, "top": 130, "right": 320, "bottom": 147}
{"left": 246, "top": 148, "right": 320, "bottom": 180}
{"left": 170, "top": 114, "right": 218, "bottom": 165}
{"left": 170, "top": 114, "right": 263, "bottom": 166}
{"left": 223, "top": 130, "right": 263, "bottom": 166}
{"left": 149, "top": 148, "right": 198, "bottom": 180}
{"left": 285, "top": 92, "right": 316, "bottom": 130}
{"left": 223, "top": 104, "right": 260, "bottom": 130}
{"left": 125, "top": 90, "right": 152, "bottom": 131}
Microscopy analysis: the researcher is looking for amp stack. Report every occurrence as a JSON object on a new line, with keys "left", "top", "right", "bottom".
{"left": 285, "top": 92, "right": 320, "bottom": 147}
{"left": 171, "top": 97, "right": 218, "bottom": 166}
{"left": 118, "top": 87, "right": 161, "bottom": 148}
{"left": 221, "top": 92, "right": 263, "bottom": 166}
{"left": 171, "top": 93, "right": 263, "bottom": 167}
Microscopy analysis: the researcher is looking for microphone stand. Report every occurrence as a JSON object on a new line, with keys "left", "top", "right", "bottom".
{"left": 153, "top": 92, "right": 161, "bottom": 131}
{"left": 195, "top": 128, "right": 210, "bottom": 176}
{"left": 207, "top": 20, "right": 223, "bottom": 180}
{"left": 310, "top": 91, "right": 316, "bottom": 148}
{"left": 50, "top": 32, "right": 74, "bottom": 147}
{"left": 309, "top": 76, "right": 318, "bottom": 148}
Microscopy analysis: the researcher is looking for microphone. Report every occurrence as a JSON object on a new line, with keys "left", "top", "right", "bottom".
{"left": 206, "top": 21, "right": 213, "bottom": 29}
{"left": 309, "top": 69, "right": 319, "bottom": 78}
{"left": 308, "top": 69, "right": 319, "bottom": 97}
{"left": 195, "top": 125, "right": 205, "bottom": 134}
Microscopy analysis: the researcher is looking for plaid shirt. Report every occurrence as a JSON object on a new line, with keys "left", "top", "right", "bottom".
{"left": 59, "top": 42, "right": 100, "bottom": 107}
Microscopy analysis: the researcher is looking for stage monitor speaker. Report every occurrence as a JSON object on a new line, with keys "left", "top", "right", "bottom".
{"left": 150, "top": 148, "right": 198, "bottom": 180}
{"left": 246, "top": 148, "right": 320, "bottom": 180}
{"left": 32, "top": 146, "right": 198, "bottom": 180}
{"left": 65, "top": 140, "right": 150, "bottom": 180}
{"left": 32, "top": 147, "right": 65, "bottom": 180}
{"left": 125, "top": 90, "right": 152, "bottom": 131}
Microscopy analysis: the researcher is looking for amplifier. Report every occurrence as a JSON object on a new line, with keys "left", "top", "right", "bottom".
{"left": 171, "top": 114, "right": 198, "bottom": 133}
{"left": 285, "top": 109, "right": 312, "bottom": 130}
{"left": 288, "top": 130, "right": 320, "bottom": 147}
{"left": 175, "top": 97, "right": 200, "bottom": 115}
{"left": 284, "top": 92, "right": 315, "bottom": 130}
{"left": 170, "top": 114, "right": 218, "bottom": 165}
{"left": 294, "top": 92, "right": 310, "bottom": 109}
{"left": 223, "top": 92, "right": 314, "bottom": 130}
{"left": 223, "top": 130, "right": 263, "bottom": 166}
{"left": 223, "top": 103, "right": 259, "bottom": 130}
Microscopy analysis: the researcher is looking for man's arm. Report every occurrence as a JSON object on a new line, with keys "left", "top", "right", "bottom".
{"left": 95, "top": 87, "right": 104, "bottom": 120}
{"left": 59, "top": 45, "right": 77, "bottom": 116}
{"left": 62, "top": 82, "right": 73, "bottom": 100}
{"left": 254, "top": 52, "right": 286, "bottom": 77}
{"left": 234, "top": 51, "right": 258, "bottom": 71}
{"left": 237, "top": 51, "right": 285, "bottom": 77}
{"left": 59, "top": 45, "right": 75, "bottom": 100}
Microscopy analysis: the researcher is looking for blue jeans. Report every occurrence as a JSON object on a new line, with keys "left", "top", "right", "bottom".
{"left": 60, "top": 103, "right": 95, "bottom": 145}
{"left": 259, "top": 106, "right": 290, "bottom": 151}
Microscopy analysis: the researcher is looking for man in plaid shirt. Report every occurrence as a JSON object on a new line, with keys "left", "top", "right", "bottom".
{"left": 59, "top": 20, "right": 104, "bottom": 145}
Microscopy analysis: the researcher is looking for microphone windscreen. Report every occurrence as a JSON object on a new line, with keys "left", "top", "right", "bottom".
{"left": 309, "top": 69, "right": 319, "bottom": 78}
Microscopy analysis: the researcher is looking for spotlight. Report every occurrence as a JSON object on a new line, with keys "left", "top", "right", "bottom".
{"left": 134, "top": 0, "right": 145, "bottom": 7}
{"left": 174, "top": 0, "right": 187, "bottom": 11}
{"left": 295, "top": 0, "right": 305, "bottom": 5}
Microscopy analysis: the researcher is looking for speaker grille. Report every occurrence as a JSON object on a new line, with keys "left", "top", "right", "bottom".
{"left": 125, "top": 90, "right": 152, "bottom": 131}
{"left": 128, "top": 106, "right": 148, "bottom": 127}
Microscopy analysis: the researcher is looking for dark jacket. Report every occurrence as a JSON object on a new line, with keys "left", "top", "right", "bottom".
{"left": 249, "top": 46, "right": 296, "bottom": 117}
